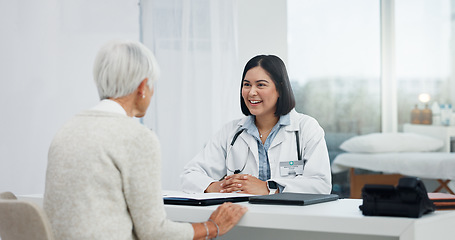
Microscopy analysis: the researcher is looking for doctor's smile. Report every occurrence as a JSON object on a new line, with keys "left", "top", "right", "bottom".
{"left": 249, "top": 100, "right": 262, "bottom": 104}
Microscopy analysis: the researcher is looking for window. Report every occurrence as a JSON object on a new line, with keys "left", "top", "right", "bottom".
{"left": 288, "top": 0, "right": 455, "bottom": 197}
{"left": 287, "top": 0, "right": 381, "bottom": 136}
{"left": 396, "top": 0, "right": 453, "bottom": 129}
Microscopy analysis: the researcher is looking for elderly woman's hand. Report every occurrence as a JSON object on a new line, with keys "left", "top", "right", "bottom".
{"left": 208, "top": 202, "right": 248, "bottom": 237}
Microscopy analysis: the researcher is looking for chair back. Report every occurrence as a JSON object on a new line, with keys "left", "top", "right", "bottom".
{"left": 0, "top": 192, "right": 17, "bottom": 200}
{"left": 0, "top": 198, "right": 54, "bottom": 240}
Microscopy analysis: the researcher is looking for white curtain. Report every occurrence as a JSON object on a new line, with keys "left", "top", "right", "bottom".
{"left": 141, "top": 0, "right": 241, "bottom": 190}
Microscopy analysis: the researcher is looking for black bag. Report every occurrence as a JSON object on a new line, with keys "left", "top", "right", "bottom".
{"left": 359, "top": 177, "right": 435, "bottom": 218}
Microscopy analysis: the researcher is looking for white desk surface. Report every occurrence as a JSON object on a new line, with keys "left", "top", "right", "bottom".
{"left": 164, "top": 199, "right": 455, "bottom": 240}
{"left": 19, "top": 195, "right": 455, "bottom": 240}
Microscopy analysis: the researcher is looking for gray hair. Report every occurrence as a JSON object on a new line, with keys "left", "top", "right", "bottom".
{"left": 93, "top": 40, "right": 159, "bottom": 100}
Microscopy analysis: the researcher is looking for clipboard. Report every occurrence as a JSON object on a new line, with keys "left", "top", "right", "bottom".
{"left": 248, "top": 192, "right": 339, "bottom": 206}
{"left": 164, "top": 196, "right": 250, "bottom": 206}
{"left": 163, "top": 192, "right": 252, "bottom": 206}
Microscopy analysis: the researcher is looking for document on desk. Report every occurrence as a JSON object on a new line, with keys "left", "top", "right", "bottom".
{"left": 428, "top": 192, "right": 455, "bottom": 210}
{"left": 249, "top": 192, "right": 339, "bottom": 206}
{"left": 163, "top": 191, "right": 254, "bottom": 206}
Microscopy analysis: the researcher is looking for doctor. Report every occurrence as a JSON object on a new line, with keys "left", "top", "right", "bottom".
{"left": 181, "top": 55, "right": 332, "bottom": 195}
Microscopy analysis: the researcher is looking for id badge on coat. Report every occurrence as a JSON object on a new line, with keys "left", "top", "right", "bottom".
{"left": 279, "top": 160, "right": 305, "bottom": 176}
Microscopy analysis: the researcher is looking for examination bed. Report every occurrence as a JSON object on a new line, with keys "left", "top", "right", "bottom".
{"left": 331, "top": 152, "right": 455, "bottom": 198}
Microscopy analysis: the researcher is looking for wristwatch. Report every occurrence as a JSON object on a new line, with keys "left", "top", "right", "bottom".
{"left": 267, "top": 180, "right": 278, "bottom": 195}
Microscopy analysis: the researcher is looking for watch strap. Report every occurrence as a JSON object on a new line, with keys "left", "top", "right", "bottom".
{"left": 267, "top": 180, "right": 278, "bottom": 195}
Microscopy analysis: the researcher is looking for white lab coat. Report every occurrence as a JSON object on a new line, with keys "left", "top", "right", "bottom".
{"left": 180, "top": 109, "right": 332, "bottom": 194}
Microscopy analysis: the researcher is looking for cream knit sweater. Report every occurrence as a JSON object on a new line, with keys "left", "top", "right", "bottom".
{"left": 44, "top": 110, "right": 193, "bottom": 240}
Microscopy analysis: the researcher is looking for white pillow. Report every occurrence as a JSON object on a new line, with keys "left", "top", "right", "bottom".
{"left": 339, "top": 133, "right": 444, "bottom": 153}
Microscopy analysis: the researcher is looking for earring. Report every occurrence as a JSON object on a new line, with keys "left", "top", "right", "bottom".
{"left": 142, "top": 95, "right": 145, "bottom": 99}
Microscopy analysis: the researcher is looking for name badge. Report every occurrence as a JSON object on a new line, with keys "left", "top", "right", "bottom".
{"left": 279, "top": 160, "right": 305, "bottom": 176}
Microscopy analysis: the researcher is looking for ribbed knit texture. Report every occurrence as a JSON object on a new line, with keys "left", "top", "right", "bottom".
{"left": 44, "top": 110, "right": 193, "bottom": 240}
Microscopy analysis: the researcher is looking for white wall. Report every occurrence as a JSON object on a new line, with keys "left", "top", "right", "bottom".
{"left": 0, "top": 0, "right": 139, "bottom": 195}
{"left": 237, "top": 0, "right": 288, "bottom": 70}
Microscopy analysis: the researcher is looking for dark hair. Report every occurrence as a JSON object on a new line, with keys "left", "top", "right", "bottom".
{"left": 240, "top": 55, "right": 296, "bottom": 116}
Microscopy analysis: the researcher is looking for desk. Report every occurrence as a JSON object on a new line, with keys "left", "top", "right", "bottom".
{"left": 166, "top": 199, "right": 455, "bottom": 240}
{"left": 19, "top": 195, "right": 455, "bottom": 240}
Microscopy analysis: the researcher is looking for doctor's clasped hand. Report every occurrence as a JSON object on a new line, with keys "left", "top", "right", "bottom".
{"left": 212, "top": 174, "right": 271, "bottom": 195}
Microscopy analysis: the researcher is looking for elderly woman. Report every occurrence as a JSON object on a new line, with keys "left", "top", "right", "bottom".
{"left": 44, "top": 40, "right": 247, "bottom": 240}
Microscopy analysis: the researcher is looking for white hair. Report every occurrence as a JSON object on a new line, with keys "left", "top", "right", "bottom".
{"left": 93, "top": 40, "right": 159, "bottom": 100}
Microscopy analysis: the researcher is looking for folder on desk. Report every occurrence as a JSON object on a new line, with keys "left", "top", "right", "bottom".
{"left": 248, "top": 192, "right": 339, "bottom": 206}
{"left": 163, "top": 192, "right": 251, "bottom": 206}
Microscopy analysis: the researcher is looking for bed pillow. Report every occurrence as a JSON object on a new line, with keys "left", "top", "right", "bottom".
{"left": 339, "top": 133, "right": 444, "bottom": 153}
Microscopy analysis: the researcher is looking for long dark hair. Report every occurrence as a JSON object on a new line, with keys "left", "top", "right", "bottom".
{"left": 240, "top": 55, "right": 295, "bottom": 116}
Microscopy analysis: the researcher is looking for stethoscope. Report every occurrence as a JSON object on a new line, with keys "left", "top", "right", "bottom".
{"left": 225, "top": 128, "right": 302, "bottom": 174}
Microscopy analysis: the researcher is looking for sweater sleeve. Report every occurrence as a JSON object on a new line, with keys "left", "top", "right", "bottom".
{"left": 117, "top": 128, "right": 194, "bottom": 240}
